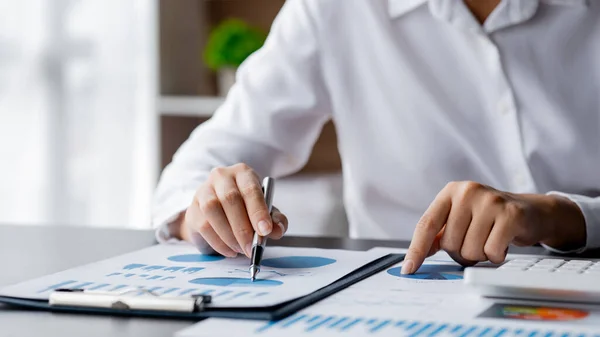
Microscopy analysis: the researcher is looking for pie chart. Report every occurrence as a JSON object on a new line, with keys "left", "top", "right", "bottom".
{"left": 387, "top": 264, "right": 464, "bottom": 280}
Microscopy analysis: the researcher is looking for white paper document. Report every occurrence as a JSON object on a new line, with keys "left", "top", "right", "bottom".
{"left": 0, "top": 243, "right": 385, "bottom": 308}
{"left": 177, "top": 248, "right": 600, "bottom": 336}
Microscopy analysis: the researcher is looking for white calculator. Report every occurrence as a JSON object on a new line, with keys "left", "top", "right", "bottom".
{"left": 464, "top": 258, "right": 600, "bottom": 304}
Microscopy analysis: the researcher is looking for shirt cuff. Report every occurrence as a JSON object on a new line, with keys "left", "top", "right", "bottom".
{"left": 152, "top": 189, "right": 196, "bottom": 244}
{"left": 544, "top": 191, "right": 600, "bottom": 253}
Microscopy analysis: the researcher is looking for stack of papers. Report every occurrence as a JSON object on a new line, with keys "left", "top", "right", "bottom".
{"left": 177, "top": 248, "right": 600, "bottom": 336}
{"left": 0, "top": 243, "right": 388, "bottom": 308}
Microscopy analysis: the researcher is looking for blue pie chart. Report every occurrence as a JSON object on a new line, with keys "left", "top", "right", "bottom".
{"left": 261, "top": 256, "right": 336, "bottom": 269}
{"left": 168, "top": 254, "right": 225, "bottom": 263}
{"left": 189, "top": 277, "right": 283, "bottom": 287}
{"left": 388, "top": 264, "right": 464, "bottom": 280}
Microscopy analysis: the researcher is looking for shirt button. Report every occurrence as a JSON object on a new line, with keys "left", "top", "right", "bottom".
{"left": 497, "top": 94, "right": 514, "bottom": 116}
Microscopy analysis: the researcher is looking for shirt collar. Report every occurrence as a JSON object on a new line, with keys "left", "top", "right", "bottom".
{"left": 388, "top": 0, "right": 588, "bottom": 19}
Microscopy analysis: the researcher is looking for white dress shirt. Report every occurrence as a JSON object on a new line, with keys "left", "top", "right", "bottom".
{"left": 153, "top": 0, "right": 600, "bottom": 250}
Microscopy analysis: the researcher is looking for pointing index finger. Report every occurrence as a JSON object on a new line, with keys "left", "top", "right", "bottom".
{"left": 402, "top": 190, "right": 452, "bottom": 274}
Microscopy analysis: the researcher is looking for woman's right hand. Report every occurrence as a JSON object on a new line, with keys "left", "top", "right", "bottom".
{"left": 178, "top": 163, "right": 288, "bottom": 258}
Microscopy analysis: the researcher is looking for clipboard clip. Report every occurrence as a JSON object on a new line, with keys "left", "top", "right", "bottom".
{"left": 49, "top": 288, "right": 212, "bottom": 313}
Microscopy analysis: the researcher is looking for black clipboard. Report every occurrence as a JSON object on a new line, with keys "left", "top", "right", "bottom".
{"left": 0, "top": 253, "right": 404, "bottom": 321}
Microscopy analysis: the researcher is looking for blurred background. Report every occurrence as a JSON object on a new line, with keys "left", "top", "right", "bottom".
{"left": 0, "top": 0, "right": 347, "bottom": 236}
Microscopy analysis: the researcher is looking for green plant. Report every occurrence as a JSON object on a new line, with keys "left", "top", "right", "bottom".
{"left": 203, "top": 19, "right": 267, "bottom": 71}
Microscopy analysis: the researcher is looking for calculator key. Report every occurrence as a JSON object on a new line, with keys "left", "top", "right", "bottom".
{"left": 498, "top": 265, "right": 525, "bottom": 271}
{"left": 507, "top": 259, "right": 536, "bottom": 265}
{"left": 528, "top": 268, "right": 554, "bottom": 273}
{"left": 584, "top": 269, "right": 600, "bottom": 274}
{"left": 565, "top": 260, "right": 591, "bottom": 265}
{"left": 537, "top": 259, "right": 564, "bottom": 265}
{"left": 555, "top": 268, "right": 582, "bottom": 274}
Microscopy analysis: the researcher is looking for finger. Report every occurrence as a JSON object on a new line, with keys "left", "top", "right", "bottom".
{"left": 198, "top": 185, "right": 243, "bottom": 254}
{"left": 439, "top": 205, "right": 472, "bottom": 256}
{"left": 427, "top": 228, "right": 445, "bottom": 257}
{"left": 236, "top": 171, "right": 273, "bottom": 236}
{"left": 268, "top": 207, "right": 289, "bottom": 240}
{"left": 484, "top": 215, "right": 514, "bottom": 264}
{"left": 189, "top": 197, "right": 237, "bottom": 258}
{"left": 460, "top": 212, "right": 495, "bottom": 262}
{"left": 197, "top": 220, "right": 238, "bottom": 258}
{"left": 213, "top": 176, "right": 253, "bottom": 256}
{"left": 403, "top": 189, "right": 452, "bottom": 274}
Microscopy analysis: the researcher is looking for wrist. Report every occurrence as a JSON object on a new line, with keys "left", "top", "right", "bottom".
{"left": 539, "top": 194, "right": 586, "bottom": 250}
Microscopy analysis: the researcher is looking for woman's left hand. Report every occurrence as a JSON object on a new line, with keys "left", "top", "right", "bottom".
{"left": 402, "top": 181, "right": 586, "bottom": 274}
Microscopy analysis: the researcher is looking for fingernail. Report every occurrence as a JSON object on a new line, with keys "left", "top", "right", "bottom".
{"left": 234, "top": 245, "right": 244, "bottom": 254}
{"left": 258, "top": 220, "right": 272, "bottom": 236}
{"left": 226, "top": 252, "right": 238, "bottom": 258}
{"left": 277, "top": 222, "right": 286, "bottom": 235}
{"left": 401, "top": 260, "right": 414, "bottom": 275}
{"left": 245, "top": 243, "right": 253, "bottom": 257}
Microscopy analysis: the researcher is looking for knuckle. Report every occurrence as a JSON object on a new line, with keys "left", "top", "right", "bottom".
{"left": 415, "top": 215, "right": 436, "bottom": 234}
{"left": 445, "top": 181, "right": 459, "bottom": 190}
{"left": 408, "top": 247, "right": 427, "bottom": 260}
{"left": 250, "top": 208, "right": 270, "bottom": 223}
{"left": 462, "top": 181, "right": 483, "bottom": 195}
{"left": 439, "top": 236, "right": 461, "bottom": 254}
{"left": 505, "top": 202, "right": 525, "bottom": 220}
{"left": 453, "top": 181, "right": 481, "bottom": 203}
{"left": 210, "top": 167, "right": 228, "bottom": 178}
{"left": 197, "top": 221, "right": 212, "bottom": 233}
{"left": 222, "top": 189, "right": 243, "bottom": 207}
{"left": 484, "top": 193, "right": 505, "bottom": 206}
{"left": 274, "top": 212, "right": 288, "bottom": 226}
{"left": 233, "top": 225, "right": 253, "bottom": 240}
{"left": 484, "top": 243, "right": 506, "bottom": 264}
{"left": 460, "top": 246, "right": 484, "bottom": 261}
{"left": 199, "top": 196, "right": 221, "bottom": 215}
{"left": 240, "top": 184, "right": 263, "bottom": 199}
{"left": 233, "top": 163, "right": 253, "bottom": 173}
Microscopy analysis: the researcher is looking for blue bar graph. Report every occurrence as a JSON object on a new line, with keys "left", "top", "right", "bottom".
{"left": 254, "top": 314, "right": 597, "bottom": 336}
{"left": 182, "top": 267, "right": 204, "bottom": 274}
{"left": 163, "top": 266, "right": 185, "bottom": 272}
{"left": 371, "top": 319, "right": 391, "bottom": 333}
{"left": 409, "top": 323, "right": 433, "bottom": 337}
{"left": 429, "top": 324, "right": 448, "bottom": 337}
{"left": 35, "top": 280, "right": 270, "bottom": 301}
{"left": 329, "top": 317, "right": 349, "bottom": 329}
{"left": 119, "top": 264, "right": 204, "bottom": 275}
{"left": 307, "top": 316, "right": 336, "bottom": 332}
{"left": 161, "top": 287, "right": 180, "bottom": 295}
{"left": 88, "top": 283, "right": 111, "bottom": 291}
{"left": 123, "top": 264, "right": 145, "bottom": 270}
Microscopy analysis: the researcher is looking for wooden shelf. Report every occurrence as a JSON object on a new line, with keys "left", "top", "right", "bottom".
{"left": 159, "top": 95, "right": 225, "bottom": 117}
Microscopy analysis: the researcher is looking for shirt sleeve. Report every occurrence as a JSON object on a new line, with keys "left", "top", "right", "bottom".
{"left": 152, "top": 0, "right": 332, "bottom": 241}
{"left": 542, "top": 191, "right": 600, "bottom": 253}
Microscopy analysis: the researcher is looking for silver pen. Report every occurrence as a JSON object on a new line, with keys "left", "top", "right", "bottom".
{"left": 249, "top": 177, "right": 275, "bottom": 281}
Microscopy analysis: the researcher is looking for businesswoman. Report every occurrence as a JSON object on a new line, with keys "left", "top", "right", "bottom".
{"left": 153, "top": 0, "right": 600, "bottom": 274}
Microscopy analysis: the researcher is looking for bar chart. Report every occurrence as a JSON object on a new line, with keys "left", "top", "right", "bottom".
{"left": 36, "top": 279, "right": 270, "bottom": 302}
{"left": 255, "top": 314, "right": 600, "bottom": 336}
